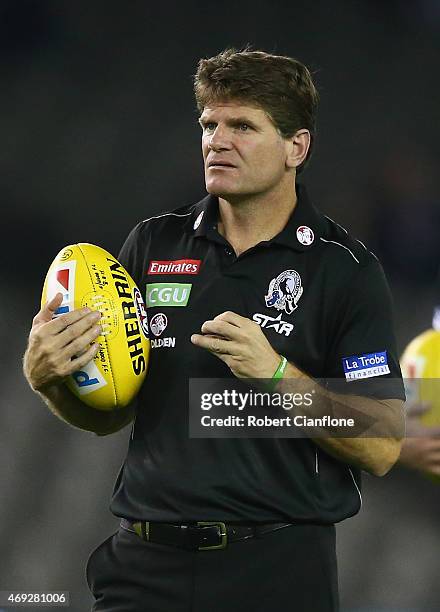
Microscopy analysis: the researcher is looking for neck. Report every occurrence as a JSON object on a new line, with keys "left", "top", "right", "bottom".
{"left": 217, "top": 177, "right": 298, "bottom": 256}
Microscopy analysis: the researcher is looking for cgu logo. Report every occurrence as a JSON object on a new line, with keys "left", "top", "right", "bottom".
{"left": 146, "top": 283, "right": 192, "bottom": 307}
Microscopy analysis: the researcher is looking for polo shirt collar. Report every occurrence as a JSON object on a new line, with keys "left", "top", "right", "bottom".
{"left": 269, "top": 183, "right": 325, "bottom": 251}
{"left": 183, "top": 193, "right": 219, "bottom": 239}
{"left": 183, "top": 183, "right": 325, "bottom": 252}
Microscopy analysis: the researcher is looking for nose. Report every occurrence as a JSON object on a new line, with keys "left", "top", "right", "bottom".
{"left": 208, "top": 126, "right": 232, "bottom": 152}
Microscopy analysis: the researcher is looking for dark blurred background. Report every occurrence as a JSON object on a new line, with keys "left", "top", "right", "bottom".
{"left": 1, "top": 1, "right": 439, "bottom": 610}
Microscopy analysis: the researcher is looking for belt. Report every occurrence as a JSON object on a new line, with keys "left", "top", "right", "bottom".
{"left": 120, "top": 518, "right": 293, "bottom": 551}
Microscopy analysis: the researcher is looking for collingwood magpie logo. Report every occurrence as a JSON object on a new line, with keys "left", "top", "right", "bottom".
{"left": 265, "top": 269, "right": 303, "bottom": 315}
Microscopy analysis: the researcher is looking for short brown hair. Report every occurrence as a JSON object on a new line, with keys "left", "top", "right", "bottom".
{"left": 194, "top": 48, "right": 319, "bottom": 174}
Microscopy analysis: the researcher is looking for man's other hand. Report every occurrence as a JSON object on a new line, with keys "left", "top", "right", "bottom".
{"left": 191, "top": 311, "right": 280, "bottom": 379}
{"left": 399, "top": 402, "right": 440, "bottom": 477}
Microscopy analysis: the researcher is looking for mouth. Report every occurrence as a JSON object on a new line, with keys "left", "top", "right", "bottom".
{"left": 207, "top": 161, "right": 236, "bottom": 169}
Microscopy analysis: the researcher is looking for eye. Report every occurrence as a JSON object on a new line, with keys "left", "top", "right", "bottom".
{"left": 239, "top": 123, "right": 250, "bottom": 132}
{"left": 203, "top": 122, "right": 216, "bottom": 132}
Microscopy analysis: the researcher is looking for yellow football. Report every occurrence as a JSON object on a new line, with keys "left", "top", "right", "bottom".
{"left": 400, "top": 329, "right": 440, "bottom": 427}
{"left": 41, "top": 243, "right": 150, "bottom": 410}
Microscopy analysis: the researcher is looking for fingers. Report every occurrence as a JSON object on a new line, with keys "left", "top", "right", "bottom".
{"left": 55, "top": 311, "right": 102, "bottom": 350}
{"left": 30, "top": 309, "right": 101, "bottom": 350}
{"left": 405, "top": 401, "right": 431, "bottom": 418}
{"left": 419, "top": 440, "right": 440, "bottom": 476}
{"left": 424, "top": 426, "right": 440, "bottom": 438}
{"left": 50, "top": 307, "right": 100, "bottom": 336}
{"left": 63, "top": 322, "right": 102, "bottom": 356}
{"left": 192, "top": 312, "right": 276, "bottom": 378}
{"left": 201, "top": 318, "right": 240, "bottom": 340}
{"left": 201, "top": 312, "right": 259, "bottom": 338}
{"left": 69, "top": 342, "right": 101, "bottom": 372}
{"left": 25, "top": 305, "right": 102, "bottom": 390}
{"left": 25, "top": 323, "right": 101, "bottom": 390}
{"left": 405, "top": 420, "right": 440, "bottom": 438}
{"left": 213, "top": 311, "right": 246, "bottom": 327}
{"left": 32, "top": 293, "right": 64, "bottom": 327}
{"left": 191, "top": 333, "right": 233, "bottom": 355}
{"left": 420, "top": 446, "right": 440, "bottom": 476}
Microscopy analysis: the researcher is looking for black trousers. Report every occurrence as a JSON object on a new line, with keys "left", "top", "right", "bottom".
{"left": 86, "top": 522, "right": 339, "bottom": 612}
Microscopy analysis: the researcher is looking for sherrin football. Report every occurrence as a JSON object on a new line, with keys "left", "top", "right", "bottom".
{"left": 400, "top": 329, "right": 440, "bottom": 427}
{"left": 41, "top": 243, "right": 150, "bottom": 410}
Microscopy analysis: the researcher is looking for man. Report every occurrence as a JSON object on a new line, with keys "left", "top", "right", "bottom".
{"left": 399, "top": 300, "right": 440, "bottom": 477}
{"left": 23, "top": 49, "right": 405, "bottom": 611}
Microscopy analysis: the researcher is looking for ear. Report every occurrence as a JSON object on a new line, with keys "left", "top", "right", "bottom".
{"left": 285, "top": 129, "right": 311, "bottom": 170}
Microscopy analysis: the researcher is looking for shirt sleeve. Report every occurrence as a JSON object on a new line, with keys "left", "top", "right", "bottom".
{"left": 117, "top": 221, "right": 148, "bottom": 288}
{"left": 325, "top": 258, "right": 406, "bottom": 400}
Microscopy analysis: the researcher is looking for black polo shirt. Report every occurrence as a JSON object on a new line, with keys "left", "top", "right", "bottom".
{"left": 110, "top": 183, "right": 405, "bottom": 524}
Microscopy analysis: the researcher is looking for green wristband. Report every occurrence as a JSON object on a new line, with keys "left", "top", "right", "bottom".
{"left": 267, "top": 355, "right": 287, "bottom": 391}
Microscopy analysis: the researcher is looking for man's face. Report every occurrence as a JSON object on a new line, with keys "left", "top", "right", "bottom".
{"left": 199, "top": 101, "right": 291, "bottom": 200}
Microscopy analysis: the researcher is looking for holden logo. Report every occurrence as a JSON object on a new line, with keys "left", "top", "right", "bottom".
{"left": 150, "top": 312, "right": 168, "bottom": 337}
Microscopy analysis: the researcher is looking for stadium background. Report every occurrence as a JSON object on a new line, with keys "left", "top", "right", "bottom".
{"left": 1, "top": 1, "right": 439, "bottom": 610}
